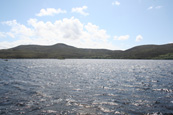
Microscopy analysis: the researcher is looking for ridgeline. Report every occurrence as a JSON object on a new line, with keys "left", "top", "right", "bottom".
{"left": 0, "top": 43, "right": 173, "bottom": 59}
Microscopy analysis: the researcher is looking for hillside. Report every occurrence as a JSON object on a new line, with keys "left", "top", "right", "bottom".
{"left": 0, "top": 43, "right": 173, "bottom": 59}
{"left": 0, "top": 43, "right": 115, "bottom": 59}
{"left": 123, "top": 44, "right": 173, "bottom": 59}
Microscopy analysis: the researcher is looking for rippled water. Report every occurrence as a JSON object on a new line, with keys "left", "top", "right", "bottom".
{"left": 0, "top": 59, "right": 173, "bottom": 115}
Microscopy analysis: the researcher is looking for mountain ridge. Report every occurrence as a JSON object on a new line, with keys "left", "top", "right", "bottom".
{"left": 0, "top": 43, "right": 173, "bottom": 59}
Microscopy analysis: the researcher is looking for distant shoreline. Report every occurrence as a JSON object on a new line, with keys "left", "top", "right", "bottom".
{"left": 0, "top": 43, "right": 173, "bottom": 59}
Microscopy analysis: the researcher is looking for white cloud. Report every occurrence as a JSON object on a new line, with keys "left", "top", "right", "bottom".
{"left": 0, "top": 17, "right": 118, "bottom": 50}
{"left": 114, "top": 35, "right": 129, "bottom": 40}
{"left": 136, "top": 35, "right": 143, "bottom": 42}
{"left": 36, "top": 8, "right": 67, "bottom": 16}
{"left": 85, "top": 23, "right": 110, "bottom": 40}
{"left": 155, "top": 6, "right": 163, "bottom": 9}
{"left": 1, "top": 20, "right": 34, "bottom": 39}
{"left": 6, "top": 32, "right": 15, "bottom": 38}
{"left": 2, "top": 20, "right": 18, "bottom": 26}
{"left": 148, "top": 6, "right": 163, "bottom": 10}
{"left": 112, "top": 1, "right": 120, "bottom": 6}
{"left": 148, "top": 6, "right": 153, "bottom": 10}
{"left": 71, "top": 6, "right": 89, "bottom": 16}
{"left": 0, "top": 32, "right": 6, "bottom": 38}
{"left": 2, "top": 20, "right": 34, "bottom": 39}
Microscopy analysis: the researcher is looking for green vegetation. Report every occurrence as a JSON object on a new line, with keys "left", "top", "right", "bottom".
{"left": 0, "top": 43, "right": 173, "bottom": 59}
{"left": 153, "top": 53, "right": 173, "bottom": 59}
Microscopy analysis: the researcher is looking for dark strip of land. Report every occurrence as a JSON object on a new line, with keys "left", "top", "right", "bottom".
{"left": 0, "top": 43, "right": 173, "bottom": 59}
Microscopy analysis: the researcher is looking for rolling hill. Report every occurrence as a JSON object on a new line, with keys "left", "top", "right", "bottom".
{"left": 0, "top": 43, "right": 173, "bottom": 59}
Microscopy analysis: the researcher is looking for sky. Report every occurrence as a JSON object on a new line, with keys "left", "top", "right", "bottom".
{"left": 0, "top": 0, "right": 173, "bottom": 50}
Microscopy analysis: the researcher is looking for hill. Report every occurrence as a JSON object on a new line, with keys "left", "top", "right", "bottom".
{"left": 123, "top": 44, "right": 173, "bottom": 59}
{"left": 0, "top": 43, "right": 173, "bottom": 59}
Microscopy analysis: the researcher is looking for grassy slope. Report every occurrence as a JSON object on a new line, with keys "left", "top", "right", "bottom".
{"left": 0, "top": 43, "right": 173, "bottom": 59}
{"left": 123, "top": 44, "right": 173, "bottom": 59}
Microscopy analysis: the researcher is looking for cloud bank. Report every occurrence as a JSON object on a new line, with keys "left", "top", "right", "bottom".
{"left": 0, "top": 17, "right": 117, "bottom": 49}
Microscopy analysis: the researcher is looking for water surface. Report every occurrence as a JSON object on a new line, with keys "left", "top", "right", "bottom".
{"left": 0, "top": 59, "right": 173, "bottom": 114}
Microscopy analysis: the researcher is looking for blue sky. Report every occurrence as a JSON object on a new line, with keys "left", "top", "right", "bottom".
{"left": 0, "top": 0, "right": 172, "bottom": 50}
